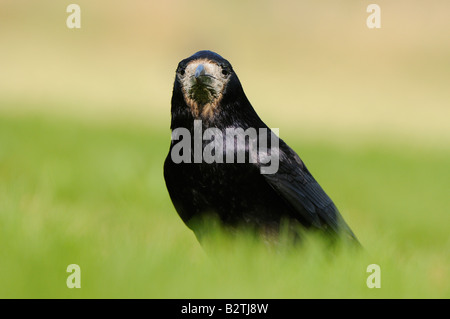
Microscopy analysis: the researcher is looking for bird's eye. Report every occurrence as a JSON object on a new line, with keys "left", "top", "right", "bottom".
{"left": 221, "top": 69, "right": 229, "bottom": 76}
{"left": 179, "top": 69, "right": 185, "bottom": 76}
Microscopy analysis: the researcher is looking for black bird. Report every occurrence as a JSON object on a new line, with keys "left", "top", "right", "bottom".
{"left": 164, "top": 50, "right": 358, "bottom": 245}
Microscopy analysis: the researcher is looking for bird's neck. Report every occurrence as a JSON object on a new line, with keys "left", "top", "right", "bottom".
{"left": 171, "top": 99, "right": 265, "bottom": 132}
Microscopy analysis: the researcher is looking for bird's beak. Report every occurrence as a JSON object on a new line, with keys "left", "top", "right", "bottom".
{"left": 194, "top": 64, "right": 206, "bottom": 79}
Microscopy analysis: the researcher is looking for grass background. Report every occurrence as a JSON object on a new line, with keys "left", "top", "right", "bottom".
{"left": 0, "top": 1, "right": 449, "bottom": 298}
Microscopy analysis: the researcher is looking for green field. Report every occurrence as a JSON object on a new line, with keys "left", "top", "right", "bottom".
{"left": 0, "top": 113, "right": 448, "bottom": 298}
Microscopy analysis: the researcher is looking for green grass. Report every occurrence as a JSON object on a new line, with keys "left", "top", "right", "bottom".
{"left": 0, "top": 113, "right": 449, "bottom": 298}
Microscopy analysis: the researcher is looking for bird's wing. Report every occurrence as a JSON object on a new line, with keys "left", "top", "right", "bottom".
{"left": 261, "top": 140, "right": 356, "bottom": 238}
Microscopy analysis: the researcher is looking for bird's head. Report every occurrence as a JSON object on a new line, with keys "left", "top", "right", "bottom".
{"left": 172, "top": 50, "right": 246, "bottom": 121}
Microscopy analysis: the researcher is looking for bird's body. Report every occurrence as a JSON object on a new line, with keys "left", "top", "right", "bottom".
{"left": 164, "top": 50, "right": 358, "bottom": 245}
